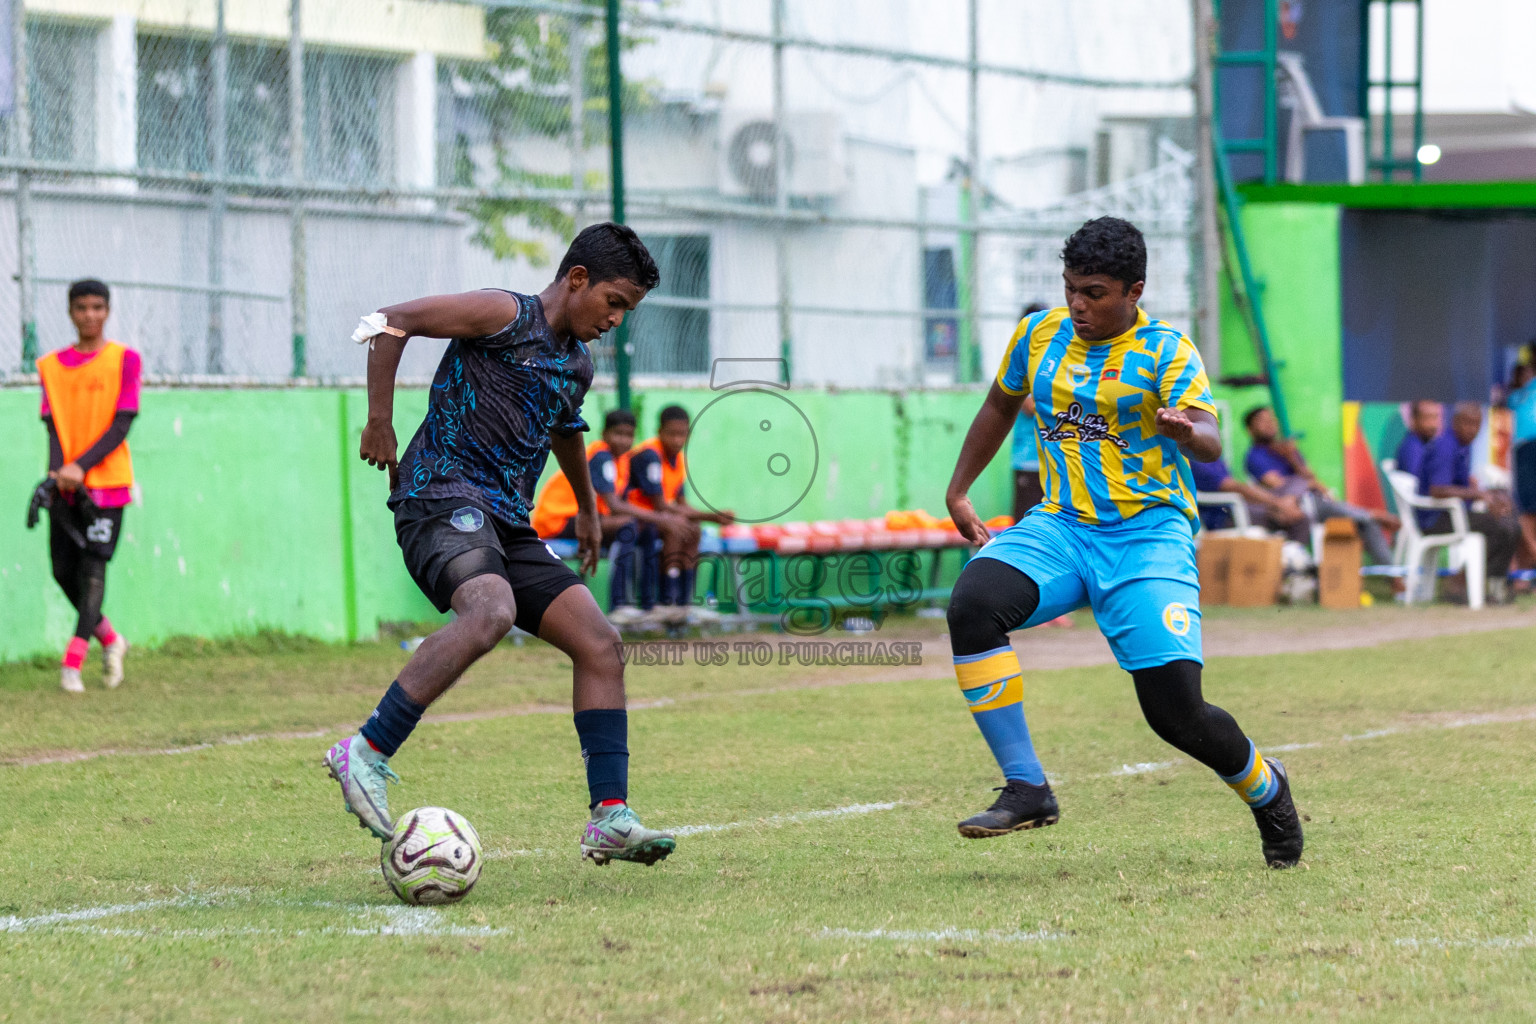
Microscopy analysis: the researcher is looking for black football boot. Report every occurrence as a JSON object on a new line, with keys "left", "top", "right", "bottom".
{"left": 957, "top": 779, "right": 1060, "bottom": 838}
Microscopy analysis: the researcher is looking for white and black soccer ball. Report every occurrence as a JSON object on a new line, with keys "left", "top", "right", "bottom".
{"left": 380, "top": 806, "right": 483, "bottom": 905}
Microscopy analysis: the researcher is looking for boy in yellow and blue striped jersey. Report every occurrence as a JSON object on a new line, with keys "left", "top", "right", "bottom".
{"left": 942, "top": 217, "right": 1303, "bottom": 869}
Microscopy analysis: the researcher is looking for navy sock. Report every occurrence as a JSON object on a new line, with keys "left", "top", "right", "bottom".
{"left": 360, "top": 680, "right": 425, "bottom": 757}
{"left": 573, "top": 708, "right": 629, "bottom": 808}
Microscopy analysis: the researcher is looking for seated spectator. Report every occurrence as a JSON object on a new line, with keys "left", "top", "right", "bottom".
{"left": 1190, "top": 453, "right": 1308, "bottom": 541}
{"left": 1243, "top": 405, "right": 1399, "bottom": 565}
{"left": 531, "top": 409, "right": 646, "bottom": 618}
{"left": 1394, "top": 399, "right": 1442, "bottom": 480}
{"left": 1414, "top": 402, "right": 1520, "bottom": 604}
{"left": 626, "top": 405, "right": 735, "bottom": 619}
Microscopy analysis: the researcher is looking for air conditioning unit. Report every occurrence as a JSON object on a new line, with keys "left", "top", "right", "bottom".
{"left": 718, "top": 110, "right": 848, "bottom": 200}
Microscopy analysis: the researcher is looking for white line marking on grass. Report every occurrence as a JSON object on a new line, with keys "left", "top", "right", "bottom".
{"left": 1397, "top": 934, "right": 1536, "bottom": 951}
{"left": 0, "top": 898, "right": 183, "bottom": 932}
{"left": 484, "top": 801, "right": 911, "bottom": 859}
{"left": 819, "top": 926, "right": 1060, "bottom": 944}
{"left": 1111, "top": 761, "right": 1174, "bottom": 776}
{"left": 2, "top": 892, "right": 519, "bottom": 941}
{"left": 12, "top": 729, "right": 332, "bottom": 767}
{"left": 0, "top": 888, "right": 252, "bottom": 933}
{"left": 671, "top": 801, "right": 908, "bottom": 837}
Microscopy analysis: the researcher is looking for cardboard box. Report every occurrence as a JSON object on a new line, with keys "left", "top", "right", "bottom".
{"left": 1318, "top": 516, "right": 1362, "bottom": 609}
{"left": 1198, "top": 535, "right": 1284, "bottom": 606}
{"left": 1197, "top": 536, "right": 1234, "bottom": 606}
{"left": 1226, "top": 536, "right": 1286, "bottom": 607}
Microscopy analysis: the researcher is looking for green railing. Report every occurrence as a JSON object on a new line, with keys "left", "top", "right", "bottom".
{"left": 1359, "top": 0, "right": 1425, "bottom": 182}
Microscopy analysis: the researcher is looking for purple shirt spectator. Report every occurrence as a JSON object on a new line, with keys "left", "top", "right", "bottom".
{"left": 1244, "top": 443, "right": 1293, "bottom": 483}
{"left": 1190, "top": 456, "right": 1236, "bottom": 530}
{"left": 1413, "top": 431, "right": 1472, "bottom": 531}
{"left": 1394, "top": 431, "right": 1432, "bottom": 481}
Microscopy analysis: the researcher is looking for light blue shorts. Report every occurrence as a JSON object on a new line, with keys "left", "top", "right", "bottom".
{"left": 972, "top": 506, "right": 1202, "bottom": 671}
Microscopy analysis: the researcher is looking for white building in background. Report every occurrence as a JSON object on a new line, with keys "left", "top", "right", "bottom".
{"left": 2, "top": 0, "right": 1201, "bottom": 386}
{"left": 1416, "top": 0, "right": 1536, "bottom": 180}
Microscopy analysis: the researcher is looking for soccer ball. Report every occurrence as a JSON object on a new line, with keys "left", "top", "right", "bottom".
{"left": 380, "top": 806, "right": 483, "bottom": 905}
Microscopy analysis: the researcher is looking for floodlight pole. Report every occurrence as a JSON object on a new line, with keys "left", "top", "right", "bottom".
{"left": 207, "top": 0, "right": 229, "bottom": 374}
{"left": 1192, "top": 0, "right": 1221, "bottom": 379}
{"left": 12, "top": 0, "right": 37, "bottom": 369}
{"left": 605, "top": 0, "right": 631, "bottom": 410}
{"left": 289, "top": 0, "right": 307, "bottom": 378}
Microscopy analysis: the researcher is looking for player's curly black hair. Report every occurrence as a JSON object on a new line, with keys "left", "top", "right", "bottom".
{"left": 1060, "top": 216, "right": 1146, "bottom": 289}
{"left": 557, "top": 222, "right": 661, "bottom": 291}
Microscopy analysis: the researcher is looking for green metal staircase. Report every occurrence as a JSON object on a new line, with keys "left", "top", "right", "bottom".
{"left": 1211, "top": 0, "right": 1291, "bottom": 436}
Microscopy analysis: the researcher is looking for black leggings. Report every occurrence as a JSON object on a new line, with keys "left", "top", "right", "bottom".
{"left": 50, "top": 523, "right": 108, "bottom": 642}
{"left": 948, "top": 557, "right": 1251, "bottom": 777}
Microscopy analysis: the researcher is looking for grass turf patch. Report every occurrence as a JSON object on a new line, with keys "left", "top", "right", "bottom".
{"left": 1, "top": 627, "right": 1534, "bottom": 1021}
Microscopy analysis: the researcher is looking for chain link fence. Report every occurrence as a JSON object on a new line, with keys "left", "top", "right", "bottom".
{"left": 0, "top": 0, "right": 1201, "bottom": 388}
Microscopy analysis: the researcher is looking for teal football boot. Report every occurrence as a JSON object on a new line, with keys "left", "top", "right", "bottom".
{"left": 323, "top": 734, "right": 400, "bottom": 840}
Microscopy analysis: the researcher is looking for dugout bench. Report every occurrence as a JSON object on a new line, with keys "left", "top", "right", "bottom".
{"left": 546, "top": 517, "right": 1000, "bottom": 625}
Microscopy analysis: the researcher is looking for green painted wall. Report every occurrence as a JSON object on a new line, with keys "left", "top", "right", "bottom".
{"left": 1214, "top": 202, "right": 1345, "bottom": 493}
{"left": 0, "top": 386, "right": 1007, "bottom": 662}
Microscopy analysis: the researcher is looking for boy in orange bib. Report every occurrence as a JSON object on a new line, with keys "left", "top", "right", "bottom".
{"left": 36, "top": 279, "right": 140, "bottom": 693}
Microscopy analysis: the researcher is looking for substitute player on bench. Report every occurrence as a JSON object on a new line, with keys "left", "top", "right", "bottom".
{"left": 37, "top": 279, "right": 136, "bottom": 694}
{"left": 942, "top": 216, "right": 1303, "bottom": 869}
{"left": 325, "top": 223, "right": 677, "bottom": 866}
{"left": 531, "top": 407, "right": 647, "bottom": 623}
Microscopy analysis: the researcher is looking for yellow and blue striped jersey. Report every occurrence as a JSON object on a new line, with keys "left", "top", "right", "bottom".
{"left": 996, "top": 306, "right": 1217, "bottom": 526}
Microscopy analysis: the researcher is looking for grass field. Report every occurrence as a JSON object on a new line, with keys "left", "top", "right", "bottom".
{"left": 3, "top": 614, "right": 1535, "bottom": 1022}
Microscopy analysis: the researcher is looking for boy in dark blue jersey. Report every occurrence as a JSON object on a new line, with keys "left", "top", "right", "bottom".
{"left": 324, "top": 223, "right": 676, "bottom": 867}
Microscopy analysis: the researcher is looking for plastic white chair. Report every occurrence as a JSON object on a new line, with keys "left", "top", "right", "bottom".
{"left": 1382, "top": 464, "right": 1484, "bottom": 609}
{"left": 1195, "top": 490, "right": 1251, "bottom": 533}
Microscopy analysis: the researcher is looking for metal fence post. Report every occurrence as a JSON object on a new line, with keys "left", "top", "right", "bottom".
{"left": 957, "top": 0, "right": 981, "bottom": 385}
{"left": 568, "top": 14, "right": 586, "bottom": 230}
{"left": 207, "top": 0, "right": 228, "bottom": 374}
{"left": 1192, "top": 0, "right": 1221, "bottom": 378}
{"left": 772, "top": 0, "right": 792, "bottom": 386}
{"left": 12, "top": 0, "right": 36, "bottom": 369}
{"left": 289, "top": 0, "right": 307, "bottom": 378}
{"left": 605, "top": 0, "right": 630, "bottom": 410}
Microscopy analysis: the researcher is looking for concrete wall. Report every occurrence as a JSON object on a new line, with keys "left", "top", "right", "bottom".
{"left": 0, "top": 385, "right": 1009, "bottom": 662}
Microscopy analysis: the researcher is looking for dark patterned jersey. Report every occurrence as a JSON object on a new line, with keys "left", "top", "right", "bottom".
{"left": 390, "top": 291, "right": 593, "bottom": 526}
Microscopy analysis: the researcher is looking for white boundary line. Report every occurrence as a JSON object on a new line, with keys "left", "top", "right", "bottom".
{"left": 818, "top": 926, "right": 1060, "bottom": 944}
{"left": 484, "top": 801, "right": 909, "bottom": 860}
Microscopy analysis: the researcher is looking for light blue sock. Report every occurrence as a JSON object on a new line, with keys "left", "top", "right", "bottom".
{"left": 955, "top": 647, "right": 1046, "bottom": 785}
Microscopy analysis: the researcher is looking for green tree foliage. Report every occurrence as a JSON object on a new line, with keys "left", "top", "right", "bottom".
{"left": 442, "top": 2, "right": 654, "bottom": 266}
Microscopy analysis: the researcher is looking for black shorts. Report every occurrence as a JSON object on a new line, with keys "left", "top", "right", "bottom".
{"left": 394, "top": 498, "right": 582, "bottom": 632}
{"left": 50, "top": 499, "right": 125, "bottom": 561}
{"left": 1516, "top": 441, "right": 1536, "bottom": 515}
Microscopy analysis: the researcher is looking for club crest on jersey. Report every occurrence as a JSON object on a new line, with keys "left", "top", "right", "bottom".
{"left": 1163, "top": 602, "right": 1191, "bottom": 636}
{"left": 450, "top": 507, "right": 485, "bottom": 533}
{"left": 1069, "top": 363, "right": 1091, "bottom": 387}
{"left": 1041, "top": 401, "right": 1130, "bottom": 449}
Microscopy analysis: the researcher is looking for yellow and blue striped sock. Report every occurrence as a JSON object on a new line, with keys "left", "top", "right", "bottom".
{"left": 1220, "top": 740, "right": 1278, "bottom": 807}
{"left": 954, "top": 646, "right": 1045, "bottom": 785}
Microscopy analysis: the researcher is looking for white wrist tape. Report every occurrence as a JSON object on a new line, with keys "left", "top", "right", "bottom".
{"left": 351, "top": 312, "right": 407, "bottom": 348}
